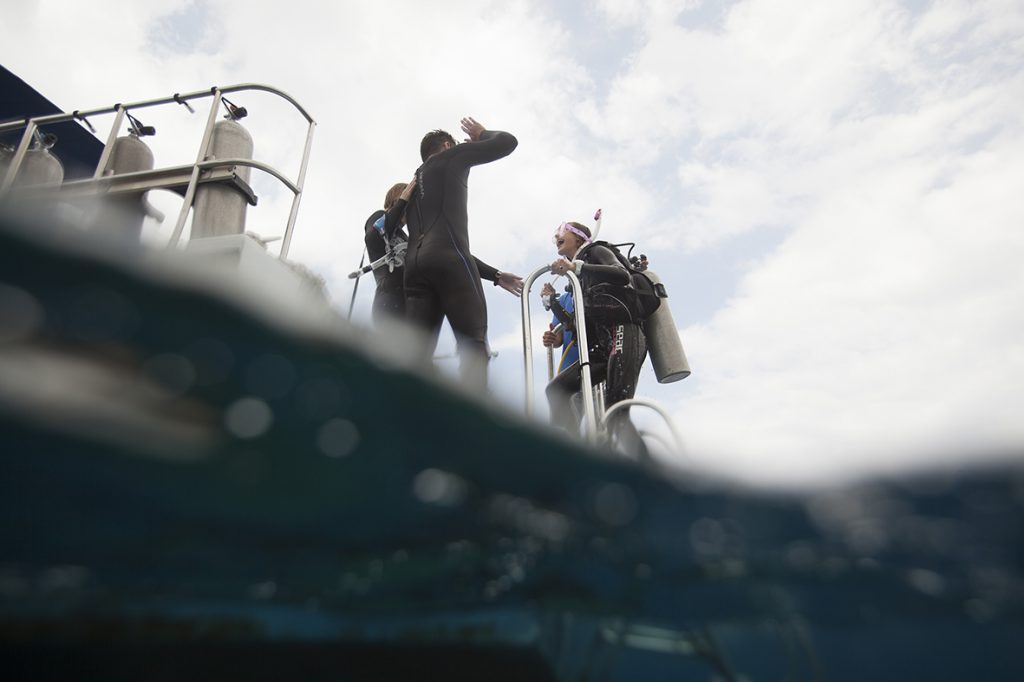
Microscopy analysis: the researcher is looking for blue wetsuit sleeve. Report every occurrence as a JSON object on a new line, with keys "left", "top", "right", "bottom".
{"left": 449, "top": 130, "right": 518, "bottom": 168}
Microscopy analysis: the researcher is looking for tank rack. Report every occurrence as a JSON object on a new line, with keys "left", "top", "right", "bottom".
{"left": 19, "top": 164, "right": 258, "bottom": 207}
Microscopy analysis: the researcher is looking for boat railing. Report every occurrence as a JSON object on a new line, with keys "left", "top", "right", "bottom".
{"left": 0, "top": 83, "right": 315, "bottom": 259}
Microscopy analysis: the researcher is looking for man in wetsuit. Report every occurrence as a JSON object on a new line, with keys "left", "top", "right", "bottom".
{"left": 402, "top": 117, "right": 523, "bottom": 390}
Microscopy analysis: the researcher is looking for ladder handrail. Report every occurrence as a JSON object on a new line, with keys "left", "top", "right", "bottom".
{"left": 521, "top": 266, "right": 598, "bottom": 442}
{"left": 1, "top": 84, "right": 315, "bottom": 259}
{"left": 546, "top": 322, "right": 562, "bottom": 381}
{"left": 602, "top": 398, "right": 684, "bottom": 454}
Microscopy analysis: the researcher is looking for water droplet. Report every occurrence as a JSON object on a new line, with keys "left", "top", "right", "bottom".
{"left": 689, "top": 517, "right": 726, "bottom": 556}
{"left": 907, "top": 568, "right": 945, "bottom": 597}
{"left": 317, "top": 418, "right": 359, "bottom": 458}
{"left": 225, "top": 397, "right": 273, "bottom": 438}
{"left": 249, "top": 581, "right": 277, "bottom": 600}
{"left": 593, "top": 483, "right": 637, "bottom": 527}
{"left": 413, "top": 469, "right": 467, "bottom": 506}
{"left": 144, "top": 353, "right": 196, "bottom": 395}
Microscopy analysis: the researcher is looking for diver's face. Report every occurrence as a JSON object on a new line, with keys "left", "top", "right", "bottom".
{"left": 555, "top": 233, "right": 581, "bottom": 258}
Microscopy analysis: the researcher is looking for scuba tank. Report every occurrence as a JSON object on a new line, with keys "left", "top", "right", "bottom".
{"left": 3, "top": 132, "right": 65, "bottom": 188}
{"left": 643, "top": 269, "right": 690, "bottom": 383}
{"left": 192, "top": 117, "right": 254, "bottom": 239}
{"left": 96, "top": 128, "right": 155, "bottom": 239}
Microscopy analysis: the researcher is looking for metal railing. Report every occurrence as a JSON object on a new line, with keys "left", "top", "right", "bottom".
{"left": 522, "top": 265, "right": 598, "bottom": 443}
{"left": 603, "top": 399, "right": 684, "bottom": 453}
{"left": 0, "top": 83, "right": 316, "bottom": 259}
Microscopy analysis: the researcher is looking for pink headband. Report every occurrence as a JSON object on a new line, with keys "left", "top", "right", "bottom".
{"left": 553, "top": 222, "right": 591, "bottom": 245}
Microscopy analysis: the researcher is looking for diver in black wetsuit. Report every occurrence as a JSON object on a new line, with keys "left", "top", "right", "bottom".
{"left": 400, "top": 117, "right": 523, "bottom": 390}
{"left": 545, "top": 221, "right": 649, "bottom": 458}
{"left": 364, "top": 180, "right": 415, "bottom": 326}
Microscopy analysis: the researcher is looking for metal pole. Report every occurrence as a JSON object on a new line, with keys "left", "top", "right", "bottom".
{"left": 521, "top": 264, "right": 552, "bottom": 416}
{"left": 565, "top": 270, "right": 598, "bottom": 443}
{"left": 0, "top": 120, "right": 37, "bottom": 196}
{"left": 547, "top": 322, "right": 563, "bottom": 381}
{"left": 521, "top": 267, "right": 597, "bottom": 442}
{"left": 594, "top": 382, "right": 606, "bottom": 438}
{"left": 279, "top": 119, "right": 316, "bottom": 260}
{"left": 93, "top": 106, "right": 126, "bottom": 179}
{"left": 169, "top": 89, "right": 222, "bottom": 247}
{"left": 348, "top": 247, "right": 366, "bottom": 321}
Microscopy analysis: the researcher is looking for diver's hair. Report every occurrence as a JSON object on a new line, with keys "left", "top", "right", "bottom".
{"left": 384, "top": 182, "right": 406, "bottom": 210}
{"left": 420, "top": 129, "right": 456, "bottom": 161}
{"left": 568, "top": 222, "right": 592, "bottom": 240}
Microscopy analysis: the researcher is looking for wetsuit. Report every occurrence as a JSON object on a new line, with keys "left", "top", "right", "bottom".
{"left": 363, "top": 208, "right": 407, "bottom": 325}
{"left": 546, "top": 244, "right": 649, "bottom": 457}
{"left": 403, "top": 129, "right": 518, "bottom": 389}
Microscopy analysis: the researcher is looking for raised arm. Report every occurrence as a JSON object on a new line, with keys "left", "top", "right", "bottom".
{"left": 450, "top": 116, "right": 518, "bottom": 168}
{"left": 380, "top": 199, "right": 407, "bottom": 240}
{"left": 379, "top": 174, "right": 417, "bottom": 239}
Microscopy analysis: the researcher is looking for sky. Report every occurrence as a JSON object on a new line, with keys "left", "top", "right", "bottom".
{"left": 2, "top": 0, "right": 1023, "bottom": 485}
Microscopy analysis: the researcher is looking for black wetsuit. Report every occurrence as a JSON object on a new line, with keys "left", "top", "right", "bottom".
{"left": 363, "top": 209, "right": 407, "bottom": 325}
{"left": 546, "top": 244, "right": 649, "bottom": 457}
{"left": 402, "top": 129, "right": 518, "bottom": 388}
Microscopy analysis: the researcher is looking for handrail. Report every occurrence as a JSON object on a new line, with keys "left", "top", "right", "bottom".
{"left": 196, "top": 158, "right": 300, "bottom": 194}
{"left": 602, "top": 398, "right": 684, "bottom": 454}
{"left": 521, "top": 266, "right": 598, "bottom": 442}
{"left": 546, "top": 322, "right": 562, "bottom": 381}
{"left": 1, "top": 84, "right": 315, "bottom": 259}
{"left": 168, "top": 89, "right": 223, "bottom": 247}
{"left": 0, "top": 82, "right": 315, "bottom": 134}
{"left": 520, "top": 265, "right": 549, "bottom": 415}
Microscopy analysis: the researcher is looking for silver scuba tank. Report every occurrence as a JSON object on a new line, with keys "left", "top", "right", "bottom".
{"left": 106, "top": 131, "right": 155, "bottom": 176}
{"left": 8, "top": 135, "right": 65, "bottom": 188}
{"left": 191, "top": 119, "right": 253, "bottom": 239}
{"left": 643, "top": 270, "right": 690, "bottom": 383}
{"left": 96, "top": 132, "right": 155, "bottom": 239}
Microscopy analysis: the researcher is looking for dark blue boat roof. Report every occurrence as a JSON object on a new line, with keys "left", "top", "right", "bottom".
{"left": 1, "top": 64, "right": 103, "bottom": 180}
